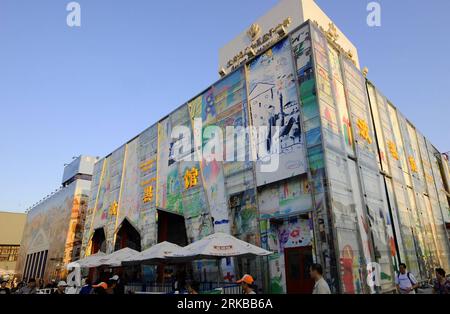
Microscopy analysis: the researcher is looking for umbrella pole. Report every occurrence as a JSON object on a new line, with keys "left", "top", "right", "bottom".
{"left": 217, "top": 258, "right": 222, "bottom": 288}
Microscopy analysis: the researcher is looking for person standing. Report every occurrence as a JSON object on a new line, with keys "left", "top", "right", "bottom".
{"left": 395, "top": 263, "right": 419, "bottom": 294}
{"left": 236, "top": 274, "right": 256, "bottom": 294}
{"left": 0, "top": 279, "right": 11, "bottom": 294}
{"left": 79, "top": 278, "right": 93, "bottom": 295}
{"left": 105, "top": 278, "right": 117, "bottom": 295}
{"left": 310, "top": 264, "right": 331, "bottom": 294}
{"left": 432, "top": 268, "right": 450, "bottom": 294}
{"left": 187, "top": 281, "right": 200, "bottom": 294}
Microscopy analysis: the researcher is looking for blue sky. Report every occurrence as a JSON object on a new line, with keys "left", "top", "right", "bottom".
{"left": 0, "top": 0, "right": 449, "bottom": 212}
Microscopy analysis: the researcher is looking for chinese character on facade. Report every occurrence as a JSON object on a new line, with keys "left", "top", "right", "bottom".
{"left": 143, "top": 185, "right": 153, "bottom": 203}
{"left": 408, "top": 156, "right": 418, "bottom": 173}
{"left": 109, "top": 201, "right": 118, "bottom": 216}
{"left": 357, "top": 119, "right": 372, "bottom": 144}
{"left": 184, "top": 167, "right": 199, "bottom": 189}
{"left": 388, "top": 141, "right": 399, "bottom": 160}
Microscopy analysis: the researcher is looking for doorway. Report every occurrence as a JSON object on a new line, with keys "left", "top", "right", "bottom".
{"left": 115, "top": 219, "right": 142, "bottom": 252}
{"left": 157, "top": 210, "right": 189, "bottom": 283}
{"left": 157, "top": 210, "right": 188, "bottom": 246}
{"left": 91, "top": 228, "right": 106, "bottom": 254}
{"left": 284, "top": 246, "right": 314, "bottom": 294}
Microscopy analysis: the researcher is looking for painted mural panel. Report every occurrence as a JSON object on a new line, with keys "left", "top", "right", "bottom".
{"left": 258, "top": 176, "right": 312, "bottom": 219}
{"left": 188, "top": 93, "right": 230, "bottom": 234}
{"left": 336, "top": 229, "right": 364, "bottom": 294}
{"left": 92, "top": 157, "right": 111, "bottom": 230}
{"left": 340, "top": 55, "right": 395, "bottom": 290}
{"left": 137, "top": 126, "right": 158, "bottom": 249}
{"left": 81, "top": 159, "right": 105, "bottom": 255}
{"left": 157, "top": 116, "right": 183, "bottom": 215}
{"left": 179, "top": 159, "right": 208, "bottom": 219}
{"left": 16, "top": 180, "right": 90, "bottom": 282}
{"left": 247, "top": 38, "right": 307, "bottom": 186}
{"left": 328, "top": 47, "right": 353, "bottom": 155}
{"left": 229, "top": 189, "right": 258, "bottom": 244}
{"left": 105, "top": 146, "right": 126, "bottom": 253}
{"left": 118, "top": 138, "right": 140, "bottom": 226}
{"left": 205, "top": 68, "right": 247, "bottom": 126}
{"left": 261, "top": 217, "right": 313, "bottom": 294}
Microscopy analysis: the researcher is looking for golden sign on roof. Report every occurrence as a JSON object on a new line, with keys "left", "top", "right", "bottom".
{"left": 222, "top": 17, "right": 292, "bottom": 74}
{"left": 247, "top": 23, "right": 261, "bottom": 41}
{"left": 326, "top": 22, "right": 339, "bottom": 43}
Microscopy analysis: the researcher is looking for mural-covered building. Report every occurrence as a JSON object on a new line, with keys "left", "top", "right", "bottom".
{"left": 0, "top": 211, "right": 26, "bottom": 278}
{"left": 15, "top": 156, "right": 98, "bottom": 283}
{"left": 79, "top": 0, "right": 450, "bottom": 294}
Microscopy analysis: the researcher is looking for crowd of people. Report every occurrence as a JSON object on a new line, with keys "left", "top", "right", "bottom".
{"left": 0, "top": 275, "right": 124, "bottom": 295}
{"left": 0, "top": 263, "right": 449, "bottom": 294}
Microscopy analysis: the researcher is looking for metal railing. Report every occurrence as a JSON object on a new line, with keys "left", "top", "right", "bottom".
{"left": 125, "top": 282, "right": 242, "bottom": 295}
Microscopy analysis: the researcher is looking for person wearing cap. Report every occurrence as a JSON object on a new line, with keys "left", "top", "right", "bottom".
{"left": 237, "top": 274, "right": 256, "bottom": 294}
{"left": 0, "top": 279, "right": 11, "bottom": 294}
{"left": 52, "top": 281, "right": 68, "bottom": 295}
{"left": 106, "top": 275, "right": 121, "bottom": 294}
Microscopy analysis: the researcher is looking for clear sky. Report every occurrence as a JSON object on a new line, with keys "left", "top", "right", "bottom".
{"left": 0, "top": 0, "right": 449, "bottom": 213}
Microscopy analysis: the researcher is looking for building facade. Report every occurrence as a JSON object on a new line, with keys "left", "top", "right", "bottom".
{"left": 0, "top": 211, "right": 26, "bottom": 278}
{"left": 15, "top": 156, "right": 97, "bottom": 283}
{"left": 79, "top": 1, "right": 450, "bottom": 294}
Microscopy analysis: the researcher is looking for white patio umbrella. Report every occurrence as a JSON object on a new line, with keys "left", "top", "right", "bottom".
{"left": 121, "top": 241, "right": 182, "bottom": 266}
{"left": 165, "top": 232, "right": 272, "bottom": 286}
{"left": 67, "top": 251, "right": 106, "bottom": 269}
{"left": 165, "top": 232, "right": 272, "bottom": 260}
{"left": 94, "top": 247, "right": 139, "bottom": 267}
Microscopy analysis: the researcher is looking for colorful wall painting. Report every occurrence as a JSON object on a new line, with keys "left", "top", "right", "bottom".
{"left": 179, "top": 159, "right": 208, "bottom": 219}
{"left": 258, "top": 176, "right": 313, "bottom": 219}
{"left": 73, "top": 20, "right": 450, "bottom": 293}
{"left": 92, "top": 158, "right": 111, "bottom": 231}
{"left": 118, "top": 138, "right": 140, "bottom": 227}
{"left": 229, "top": 189, "right": 258, "bottom": 243}
{"left": 262, "top": 217, "right": 313, "bottom": 294}
{"left": 247, "top": 38, "right": 307, "bottom": 186}
{"left": 81, "top": 159, "right": 105, "bottom": 256}
{"left": 156, "top": 117, "right": 171, "bottom": 211}
{"left": 137, "top": 126, "right": 158, "bottom": 249}
{"left": 156, "top": 110, "right": 185, "bottom": 216}
{"left": 188, "top": 92, "right": 230, "bottom": 234}
{"left": 16, "top": 180, "right": 91, "bottom": 282}
{"left": 105, "top": 146, "right": 126, "bottom": 253}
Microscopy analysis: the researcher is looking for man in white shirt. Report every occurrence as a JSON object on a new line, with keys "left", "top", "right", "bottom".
{"left": 395, "top": 263, "right": 419, "bottom": 294}
{"left": 310, "top": 264, "right": 331, "bottom": 294}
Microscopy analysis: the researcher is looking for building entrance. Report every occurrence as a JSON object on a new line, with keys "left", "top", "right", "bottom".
{"left": 284, "top": 246, "right": 314, "bottom": 294}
